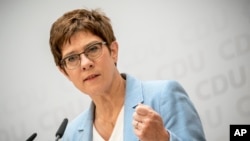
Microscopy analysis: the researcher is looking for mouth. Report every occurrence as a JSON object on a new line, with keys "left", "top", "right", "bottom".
{"left": 84, "top": 74, "right": 100, "bottom": 82}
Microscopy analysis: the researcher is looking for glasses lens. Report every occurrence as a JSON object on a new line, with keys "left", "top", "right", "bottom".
{"left": 85, "top": 42, "right": 103, "bottom": 59}
{"left": 65, "top": 55, "right": 80, "bottom": 69}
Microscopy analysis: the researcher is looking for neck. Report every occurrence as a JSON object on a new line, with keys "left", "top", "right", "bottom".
{"left": 92, "top": 73, "right": 125, "bottom": 120}
{"left": 91, "top": 73, "right": 126, "bottom": 140}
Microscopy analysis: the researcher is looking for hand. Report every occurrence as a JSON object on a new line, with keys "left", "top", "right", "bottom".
{"left": 132, "top": 104, "right": 170, "bottom": 141}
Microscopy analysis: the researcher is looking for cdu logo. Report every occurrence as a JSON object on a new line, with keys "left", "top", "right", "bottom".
{"left": 230, "top": 125, "right": 250, "bottom": 141}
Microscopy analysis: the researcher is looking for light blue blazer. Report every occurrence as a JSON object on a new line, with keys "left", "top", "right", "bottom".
{"left": 62, "top": 74, "right": 206, "bottom": 141}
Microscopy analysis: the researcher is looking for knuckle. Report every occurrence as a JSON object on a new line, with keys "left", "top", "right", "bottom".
{"left": 132, "top": 112, "right": 137, "bottom": 118}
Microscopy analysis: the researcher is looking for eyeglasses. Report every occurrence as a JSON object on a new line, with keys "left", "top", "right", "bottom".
{"left": 60, "top": 41, "right": 106, "bottom": 70}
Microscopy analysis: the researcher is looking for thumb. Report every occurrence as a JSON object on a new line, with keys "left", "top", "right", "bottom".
{"left": 135, "top": 104, "right": 150, "bottom": 116}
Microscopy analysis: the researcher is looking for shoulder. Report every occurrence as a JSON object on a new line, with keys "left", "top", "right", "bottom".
{"left": 141, "top": 79, "right": 188, "bottom": 98}
{"left": 140, "top": 79, "right": 193, "bottom": 117}
{"left": 125, "top": 73, "right": 188, "bottom": 101}
{"left": 125, "top": 73, "right": 185, "bottom": 93}
{"left": 143, "top": 79, "right": 184, "bottom": 90}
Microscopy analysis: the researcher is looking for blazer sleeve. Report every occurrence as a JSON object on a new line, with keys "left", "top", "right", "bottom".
{"left": 159, "top": 80, "right": 206, "bottom": 141}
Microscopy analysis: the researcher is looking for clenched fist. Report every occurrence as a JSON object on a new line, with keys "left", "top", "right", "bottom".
{"left": 132, "top": 104, "right": 170, "bottom": 141}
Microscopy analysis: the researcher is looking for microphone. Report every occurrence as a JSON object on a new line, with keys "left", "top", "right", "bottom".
{"left": 55, "top": 118, "right": 68, "bottom": 141}
{"left": 26, "top": 132, "right": 37, "bottom": 141}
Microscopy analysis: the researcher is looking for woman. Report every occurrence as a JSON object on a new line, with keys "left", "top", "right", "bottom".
{"left": 49, "top": 8, "right": 206, "bottom": 141}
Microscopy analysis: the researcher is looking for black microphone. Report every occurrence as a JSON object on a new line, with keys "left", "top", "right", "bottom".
{"left": 55, "top": 118, "right": 68, "bottom": 141}
{"left": 26, "top": 132, "right": 37, "bottom": 141}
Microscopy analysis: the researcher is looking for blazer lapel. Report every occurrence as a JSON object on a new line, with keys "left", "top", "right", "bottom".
{"left": 123, "top": 74, "right": 144, "bottom": 141}
{"left": 77, "top": 102, "right": 95, "bottom": 141}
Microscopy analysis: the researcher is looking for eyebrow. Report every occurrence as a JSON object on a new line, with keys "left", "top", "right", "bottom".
{"left": 62, "top": 41, "right": 101, "bottom": 59}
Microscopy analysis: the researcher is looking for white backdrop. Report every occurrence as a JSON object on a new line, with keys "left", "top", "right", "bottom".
{"left": 0, "top": 0, "right": 249, "bottom": 141}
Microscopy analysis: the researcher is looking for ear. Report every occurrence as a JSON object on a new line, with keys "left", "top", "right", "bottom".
{"left": 110, "top": 41, "right": 119, "bottom": 63}
{"left": 57, "top": 66, "right": 71, "bottom": 81}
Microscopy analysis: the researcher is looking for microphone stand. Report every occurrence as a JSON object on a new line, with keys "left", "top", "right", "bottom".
{"left": 55, "top": 118, "right": 68, "bottom": 141}
{"left": 26, "top": 132, "right": 37, "bottom": 141}
{"left": 55, "top": 135, "right": 60, "bottom": 141}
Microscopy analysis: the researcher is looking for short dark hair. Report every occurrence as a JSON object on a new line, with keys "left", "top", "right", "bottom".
{"left": 49, "top": 8, "right": 116, "bottom": 68}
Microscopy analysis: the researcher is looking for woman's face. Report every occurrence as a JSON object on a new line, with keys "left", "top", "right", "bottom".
{"left": 59, "top": 31, "right": 118, "bottom": 96}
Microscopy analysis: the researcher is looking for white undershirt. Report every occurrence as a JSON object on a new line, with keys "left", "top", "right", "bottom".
{"left": 93, "top": 106, "right": 124, "bottom": 141}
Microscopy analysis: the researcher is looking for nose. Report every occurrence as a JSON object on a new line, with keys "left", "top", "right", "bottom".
{"left": 80, "top": 54, "right": 94, "bottom": 71}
